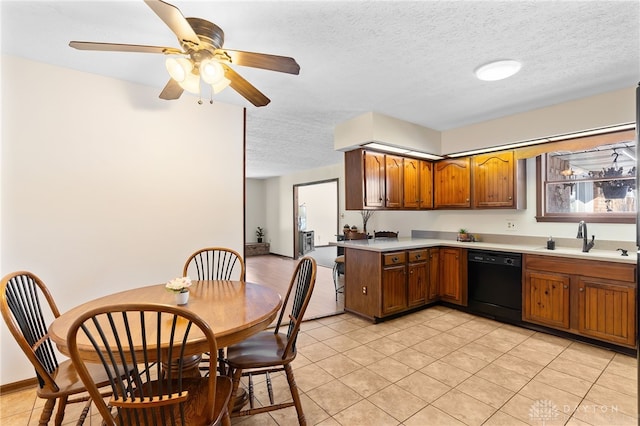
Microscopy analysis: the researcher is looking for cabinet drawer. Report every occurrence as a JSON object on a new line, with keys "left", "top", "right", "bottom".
{"left": 383, "top": 252, "right": 406, "bottom": 266}
{"left": 408, "top": 250, "right": 428, "bottom": 263}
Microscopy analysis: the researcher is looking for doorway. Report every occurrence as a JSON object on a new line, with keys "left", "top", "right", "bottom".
{"left": 293, "top": 179, "right": 339, "bottom": 262}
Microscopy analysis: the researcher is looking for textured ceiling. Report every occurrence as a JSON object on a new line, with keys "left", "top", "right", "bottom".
{"left": 1, "top": 1, "right": 639, "bottom": 178}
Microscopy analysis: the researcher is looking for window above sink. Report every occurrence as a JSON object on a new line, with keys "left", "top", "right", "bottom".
{"left": 536, "top": 129, "right": 636, "bottom": 223}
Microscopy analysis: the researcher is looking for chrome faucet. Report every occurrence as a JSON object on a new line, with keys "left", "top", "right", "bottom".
{"left": 576, "top": 220, "right": 595, "bottom": 252}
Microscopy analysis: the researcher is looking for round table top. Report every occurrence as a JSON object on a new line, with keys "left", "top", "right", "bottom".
{"left": 48, "top": 280, "right": 282, "bottom": 358}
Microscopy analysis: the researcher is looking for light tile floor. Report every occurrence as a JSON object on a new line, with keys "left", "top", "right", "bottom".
{"left": 1, "top": 306, "right": 637, "bottom": 425}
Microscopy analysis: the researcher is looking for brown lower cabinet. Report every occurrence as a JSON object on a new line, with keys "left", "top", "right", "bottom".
{"left": 345, "top": 248, "right": 635, "bottom": 348}
{"left": 345, "top": 246, "right": 465, "bottom": 321}
{"left": 345, "top": 247, "right": 440, "bottom": 321}
{"left": 439, "top": 247, "right": 466, "bottom": 305}
{"left": 523, "top": 254, "right": 636, "bottom": 348}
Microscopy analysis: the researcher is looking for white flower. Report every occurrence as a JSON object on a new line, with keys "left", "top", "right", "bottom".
{"left": 165, "top": 276, "right": 192, "bottom": 293}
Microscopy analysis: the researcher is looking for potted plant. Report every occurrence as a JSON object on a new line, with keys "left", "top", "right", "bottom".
{"left": 256, "top": 226, "right": 265, "bottom": 243}
{"left": 360, "top": 210, "right": 374, "bottom": 234}
{"left": 166, "top": 276, "right": 192, "bottom": 305}
{"left": 458, "top": 228, "right": 469, "bottom": 241}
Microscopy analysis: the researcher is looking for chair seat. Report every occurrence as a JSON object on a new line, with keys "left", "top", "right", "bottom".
{"left": 334, "top": 255, "right": 344, "bottom": 263}
{"left": 116, "top": 376, "right": 232, "bottom": 425}
{"left": 39, "top": 358, "right": 113, "bottom": 399}
{"left": 226, "top": 331, "right": 295, "bottom": 369}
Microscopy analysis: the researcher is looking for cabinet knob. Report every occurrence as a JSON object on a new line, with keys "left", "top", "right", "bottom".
{"left": 392, "top": 256, "right": 398, "bottom": 262}
{"left": 508, "top": 196, "right": 513, "bottom": 200}
{"left": 410, "top": 270, "right": 414, "bottom": 274}
{"left": 466, "top": 198, "right": 470, "bottom": 202}
{"left": 563, "top": 285, "right": 569, "bottom": 289}
{"left": 415, "top": 254, "right": 421, "bottom": 259}
{"left": 579, "top": 287, "right": 584, "bottom": 292}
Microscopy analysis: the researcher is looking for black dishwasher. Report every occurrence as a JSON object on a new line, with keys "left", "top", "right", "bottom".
{"left": 467, "top": 250, "right": 522, "bottom": 323}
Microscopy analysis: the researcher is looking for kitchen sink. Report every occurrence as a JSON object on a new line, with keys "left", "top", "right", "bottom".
{"left": 531, "top": 246, "right": 633, "bottom": 260}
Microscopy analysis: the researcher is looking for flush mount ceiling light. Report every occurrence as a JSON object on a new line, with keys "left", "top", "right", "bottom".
{"left": 474, "top": 59, "right": 522, "bottom": 81}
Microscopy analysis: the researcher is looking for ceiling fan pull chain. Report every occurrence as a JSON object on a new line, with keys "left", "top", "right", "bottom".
{"left": 210, "top": 86, "right": 214, "bottom": 104}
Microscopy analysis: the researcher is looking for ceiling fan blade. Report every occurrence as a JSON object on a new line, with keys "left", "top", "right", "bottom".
{"left": 223, "top": 49, "right": 300, "bottom": 75}
{"left": 222, "top": 64, "right": 270, "bottom": 107}
{"left": 159, "top": 78, "right": 184, "bottom": 100}
{"left": 69, "top": 41, "right": 183, "bottom": 55}
{"left": 144, "top": 0, "right": 200, "bottom": 48}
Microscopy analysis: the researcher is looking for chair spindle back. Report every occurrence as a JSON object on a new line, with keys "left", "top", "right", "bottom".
{"left": 183, "top": 247, "right": 245, "bottom": 281}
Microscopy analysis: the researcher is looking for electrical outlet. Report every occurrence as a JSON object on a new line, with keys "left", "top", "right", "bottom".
{"left": 506, "top": 219, "right": 517, "bottom": 231}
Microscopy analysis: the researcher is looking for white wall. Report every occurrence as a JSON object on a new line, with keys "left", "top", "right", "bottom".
{"left": 1, "top": 56, "right": 245, "bottom": 385}
{"left": 264, "top": 164, "right": 344, "bottom": 257}
{"left": 441, "top": 87, "right": 636, "bottom": 153}
{"left": 298, "top": 181, "right": 338, "bottom": 247}
{"left": 246, "top": 179, "right": 267, "bottom": 242}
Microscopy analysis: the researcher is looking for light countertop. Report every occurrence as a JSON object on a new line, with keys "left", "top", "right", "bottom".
{"left": 335, "top": 237, "right": 636, "bottom": 264}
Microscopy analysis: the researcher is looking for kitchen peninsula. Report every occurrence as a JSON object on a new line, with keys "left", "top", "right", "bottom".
{"left": 337, "top": 235, "right": 637, "bottom": 352}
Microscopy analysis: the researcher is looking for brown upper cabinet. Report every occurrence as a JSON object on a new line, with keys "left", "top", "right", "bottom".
{"left": 385, "top": 154, "right": 404, "bottom": 208}
{"left": 345, "top": 148, "right": 525, "bottom": 210}
{"left": 434, "top": 158, "right": 471, "bottom": 208}
{"left": 473, "top": 151, "right": 526, "bottom": 209}
{"left": 403, "top": 158, "right": 433, "bottom": 209}
{"left": 346, "top": 149, "right": 384, "bottom": 209}
{"left": 346, "top": 149, "right": 426, "bottom": 210}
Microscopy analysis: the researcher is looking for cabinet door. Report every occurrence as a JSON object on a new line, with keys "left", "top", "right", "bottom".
{"left": 577, "top": 277, "right": 636, "bottom": 347}
{"left": 385, "top": 155, "right": 403, "bottom": 208}
{"left": 382, "top": 264, "right": 407, "bottom": 315}
{"left": 403, "top": 158, "right": 420, "bottom": 208}
{"left": 428, "top": 248, "right": 440, "bottom": 301}
{"left": 407, "top": 261, "right": 428, "bottom": 307}
{"left": 439, "top": 247, "right": 463, "bottom": 304}
{"left": 434, "top": 159, "right": 471, "bottom": 208}
{"left": 523, "top": 270, "right": 570, "bottom": 329}
{"left": 364, "top": 151, "right": 385, "bottom": 207}
{"left": 473, "top": 151, "right": 515, "bottom": 208}
{"left": 419, "top": 160, "right": 434, "bottom": 209}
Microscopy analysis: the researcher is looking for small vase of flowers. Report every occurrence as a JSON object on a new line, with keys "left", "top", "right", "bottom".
{"left": 166, "top": 276, "right": 192, "bottom": 305}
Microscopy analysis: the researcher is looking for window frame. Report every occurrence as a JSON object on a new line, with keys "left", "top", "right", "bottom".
{"left": 533, "top": 129, "right": 636, "bottom": 224}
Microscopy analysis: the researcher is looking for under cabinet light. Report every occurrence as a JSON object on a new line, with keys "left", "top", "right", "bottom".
{"left": 362, "top": 143, "right": 443, "bottom": 160}
{"left": 447, "top": 139, "right": 550, "bottom": 157}
{"left": 547, "top": 123, "right": 635, "bottom": 141}
{"left": 406, "top": 151, "right": 444, "bottom": 160}
{"left": 363, "top": 143, "right": 409, "bottom": 154}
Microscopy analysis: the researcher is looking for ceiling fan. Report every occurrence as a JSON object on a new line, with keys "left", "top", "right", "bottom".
{"left": 69, "top": 0, "right": 300, "bottom": 107}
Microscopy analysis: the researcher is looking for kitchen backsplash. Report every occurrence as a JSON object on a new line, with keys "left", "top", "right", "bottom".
{"left": 411, "top": 230, "right": 636, "bottom": 252}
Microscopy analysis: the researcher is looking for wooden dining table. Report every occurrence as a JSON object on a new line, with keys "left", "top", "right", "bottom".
{"left": 48, "top": 280, "right": 283, "bottom": 368}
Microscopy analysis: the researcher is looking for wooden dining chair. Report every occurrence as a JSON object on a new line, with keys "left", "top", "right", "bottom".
{"left": 332, "top": 231, "right": 368, "bottom": 300}
{"left": 67, "top": 303, "right": 233, "bottom": 426}
{"left": 0, "top": 271, "right": 115, "bottom": 426}
{"left": 224, "top": 256, "right": 317, "bottom": 425}
{"left": 183, "top": 247, "right": 245, "bottom": 281}
{"left": 374, "top": 230, "right": 399, "bottom": 238}
{"left": 183, "top": 247, "right": 245, "bottom": 375}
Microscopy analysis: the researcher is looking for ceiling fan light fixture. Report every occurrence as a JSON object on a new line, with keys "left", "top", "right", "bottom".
{"left": 178, "top": 71, "right": 201, "bottom": 94}
{"left": 474, "top": 59, "right": 521, "bottom": 81}
{"left": 166, "top": 57, "right": 193, "bottom": 82}
{"left": 211, "top": 77, "right": 231, "bottom": 94}
{"left": 200, "top": 59, "right": 225, "bottom": 84}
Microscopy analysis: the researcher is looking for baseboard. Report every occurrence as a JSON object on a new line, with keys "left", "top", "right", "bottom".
{"left": 0, "top": 377, "right": 38, "bottom": 394}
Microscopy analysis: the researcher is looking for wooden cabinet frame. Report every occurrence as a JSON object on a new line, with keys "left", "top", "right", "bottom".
{"left": 524, "top": 254, "right": 636, "bottom": 347}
